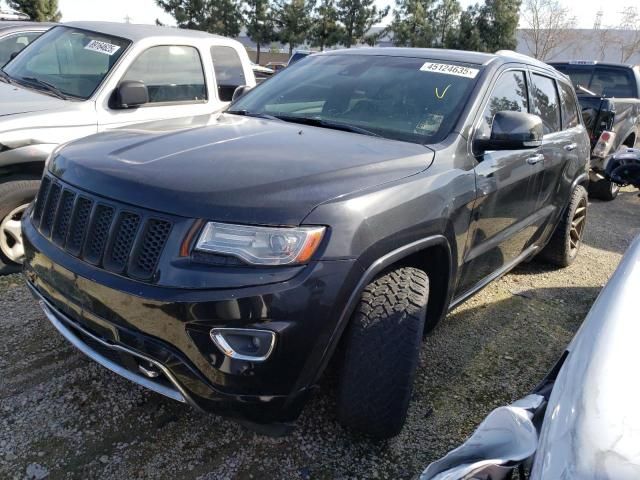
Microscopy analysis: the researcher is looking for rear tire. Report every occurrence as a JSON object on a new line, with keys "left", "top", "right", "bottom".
{"left": 589, "top": 178, "right": 619, "bottom": 201}
{"left": 336, "top": 267, "right": 429, "bottom": 439}
{"left": 0, "top": 178, "right": 41, "bottom": 274}
{"left": 537, "top": 185, "right": 588, "bottom": 268}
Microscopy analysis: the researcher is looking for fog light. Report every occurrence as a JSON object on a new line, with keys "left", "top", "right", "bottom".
{"left": 210, "top": 328, "right": 276, "bottom": 362}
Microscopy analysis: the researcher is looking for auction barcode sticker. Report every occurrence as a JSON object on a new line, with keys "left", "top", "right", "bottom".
{"left": 420, "top": 62, "right": 479, "bottom": 78}
{"left": 84, "top": 40, "right": 121, "bottom": 56}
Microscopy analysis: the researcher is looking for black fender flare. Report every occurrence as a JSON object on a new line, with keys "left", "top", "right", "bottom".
{"left": 306, "top": 234, "right": 454, "bottom": 387}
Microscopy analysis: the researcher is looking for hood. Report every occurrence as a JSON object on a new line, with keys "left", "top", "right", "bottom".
{"left": 50, "top": 114, "right": 433, "bottom": 225}
{"left": 0, "top": 80, "right": 68, "bottom": 116}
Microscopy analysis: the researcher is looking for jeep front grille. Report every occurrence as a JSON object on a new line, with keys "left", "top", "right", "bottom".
{"left": 32, "top": 175, "right": 173, "bottom": 282}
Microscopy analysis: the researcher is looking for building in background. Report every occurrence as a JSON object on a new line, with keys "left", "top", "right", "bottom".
{"left": 516, "top": 29, "right": 640, "bottom": 64}
{"left": 240, "top": 27, "right": 640, "bottom": 65}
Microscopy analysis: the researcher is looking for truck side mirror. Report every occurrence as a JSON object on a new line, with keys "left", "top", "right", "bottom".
{"left": 232, "top": 85, "right": 253, "bottom": 102}
{"left": 114, "top": 81, "right": 149, "bottom": 109}
{"left": 475, "top": 111, "right": 544, "bottom": 152}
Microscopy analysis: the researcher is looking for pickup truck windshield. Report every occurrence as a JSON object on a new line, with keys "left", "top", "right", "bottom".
{"left": 230, "top": 54, "right": 481, "bottom": 144}
{"left": 2, "top": 26, "right": 130, "bottom": 99}
{"left": 553, "top": 64, "right": 637, "bottom": 98}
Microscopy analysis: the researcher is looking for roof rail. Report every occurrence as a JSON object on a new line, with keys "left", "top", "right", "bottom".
{"left": 495, "top": 49, "right": 555, "bottom": 69}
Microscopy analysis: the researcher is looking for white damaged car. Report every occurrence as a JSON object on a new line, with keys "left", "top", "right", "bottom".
{"left": 422, "top": 233, "right": 640, "bottom": 480}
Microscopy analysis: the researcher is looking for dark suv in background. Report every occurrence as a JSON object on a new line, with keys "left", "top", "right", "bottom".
{"left": 22, "top": 48, "right": 590, "bottom": 438}
{"left": 551, "top": 61, "right": 640, "bottom": 200}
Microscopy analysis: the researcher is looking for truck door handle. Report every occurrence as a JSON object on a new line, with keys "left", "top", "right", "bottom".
{"left": 564, "top": 143, "right": 578, "bottom": 151}
{"left": 527, "top": 154, "right": 544, "bottom": 165}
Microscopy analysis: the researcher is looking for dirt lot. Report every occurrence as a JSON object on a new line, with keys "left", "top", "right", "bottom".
{"left": 2, "top": 188, "right": 640, "bottom": 480}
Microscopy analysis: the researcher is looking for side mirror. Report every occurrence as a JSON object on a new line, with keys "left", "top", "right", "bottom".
{"left": 232, "top": 85, "right": 253, "bottom": 102}
{"left": 9, "top": 51, "right": 19, "bottom": 61}
{"left": 475, "top": 111, "right": 543, "bottom": 152}
{"left": 114, "top": 81, "right": 148, "bottom": 109}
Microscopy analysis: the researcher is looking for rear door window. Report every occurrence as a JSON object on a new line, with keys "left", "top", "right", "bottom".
{"left": 210, "top": 46, "right": 245, "bottom": 102}
{"left": 476, "top": 70, "right": 529, "bottom": 139}
{"left": 558, "top": 81, "right": 580, "bottom": 129}
{"left": 122, "top": 45, "right": 207, "bottom": 104}
{"left": 532, "top": 74, "right": 561, "bottom": 134}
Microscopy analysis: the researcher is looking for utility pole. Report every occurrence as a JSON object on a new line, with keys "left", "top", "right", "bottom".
{"left": 124, "top": 14, "right": 132, "bottom": 24}
{"left": 594, "top": 9, "right": 603, "bottom": 30}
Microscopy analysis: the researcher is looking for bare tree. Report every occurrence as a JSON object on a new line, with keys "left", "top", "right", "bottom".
{"left": 594, "top": 28, "right": 613, "bottom": 61}
{"left": 520, "top": 0, "right": 577, "bottom": 60}
{"left": 618, "top": 6, "right": 640, "bottom": 62}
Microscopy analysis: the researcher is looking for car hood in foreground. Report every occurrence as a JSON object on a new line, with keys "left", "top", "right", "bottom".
{"left": 0, "top": 80, "right": 68, "bottom": 116}
{"left": 422, "top": 235, "right": 640, "bottom": 480}
{"left": 530, "top": 234, "right": 640, "bottom": 479}
{"left": 50, "top": 114, "right": 434, "bottom": 225}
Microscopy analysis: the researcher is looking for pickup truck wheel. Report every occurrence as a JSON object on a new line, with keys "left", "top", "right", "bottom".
{"left": 537, "top": 185, "right": 588, "bottom": 268}
{"left": 0, "top": 179, "right": 40, "bottom": 273}
{"left": 336, "top": 267, "right": 429, "bottom": 439}
{"left": 589, "top": 178, "right": 620, "bottom": 201}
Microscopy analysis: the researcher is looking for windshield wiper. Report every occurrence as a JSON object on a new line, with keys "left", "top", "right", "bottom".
{"left": 273, "top": 115, "right": 380, "bottom": 138}
{"left": 226, "top": 109, "right": 281, "bottom": 121}
{"left": 17, "top": 76, "right": 68, "bottom": 99}
{"left": 0, "top": 69, "right": 14, "bottom": 84}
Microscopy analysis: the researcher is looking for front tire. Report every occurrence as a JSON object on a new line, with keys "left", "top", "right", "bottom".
{"left": 537, "top": 185, "right": 588, "bottom": 267}
{"left": 336, "top": 267, "right": 429, "bottom": 439}
{"left": 0, "top": 178, "right": 41, "bottom": 273}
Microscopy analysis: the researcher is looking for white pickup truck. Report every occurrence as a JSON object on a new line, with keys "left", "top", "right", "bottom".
{"left": 0, "top": 21, "right": 256, "bottom": 271}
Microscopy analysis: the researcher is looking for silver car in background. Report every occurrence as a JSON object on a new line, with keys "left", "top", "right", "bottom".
{"left": 422, "top": 234, "right": 640, "bottom": 480}
{"left": 0, "top": 21, "right": 51, "bottom": 66}
{"left": 0, "top": 21, "right": 256, "bottom": 271}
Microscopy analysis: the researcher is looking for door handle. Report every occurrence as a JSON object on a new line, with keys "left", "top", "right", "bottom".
{"left": 564, "top": 143, "right": 578, "bottom": 151}
{"left": 527, "top": 154, "right": 544, "bottom": 165}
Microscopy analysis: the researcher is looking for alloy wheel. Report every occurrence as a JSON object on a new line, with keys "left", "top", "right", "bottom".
{"left": 569, "top": 197, "right": 587, "bottom": 254}
{"left": 0, "top": 204, "right": 28, "bottom": 264}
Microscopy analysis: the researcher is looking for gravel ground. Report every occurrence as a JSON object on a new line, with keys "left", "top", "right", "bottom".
{"left": 1, "top": 188, "right": 639, "bottom": 480}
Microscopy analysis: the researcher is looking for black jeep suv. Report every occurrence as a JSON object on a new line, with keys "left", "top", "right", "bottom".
{"left": 22, "top": 48, "right": 590, "bottom": 438}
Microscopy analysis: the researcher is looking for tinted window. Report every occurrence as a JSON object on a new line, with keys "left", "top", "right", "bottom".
{"left": 532, "top": 74, "right": 561, "bottom": 134}
{"left": 477, "top": 70, "right": 528, "bottom": 139}
{"left": 592, "top": 68, "right": 635, "bottom": 97}
{"left": 210, "top": 46, "right": 245, "bottom": 102}
{"left": 123, "top": 45, "right": 206, "bottom": 104}
{"left": 231, "top": 55, "right": 482, "bottom": 145}
{"left": 553, "top": 64, "right": 636, "bottom": 97}
{"left": 558, "top": 81, "right": 580, "bottom": 128}
{"left": 3, "top": 26, "right": 130, "bottom": 99}
{"left": 0, "top": 31, "right": 42, "bottom": 66}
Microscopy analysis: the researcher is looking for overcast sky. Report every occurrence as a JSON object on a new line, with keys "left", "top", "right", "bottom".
{"left": 2, "top": 0, "right": 637, "bottom": 30}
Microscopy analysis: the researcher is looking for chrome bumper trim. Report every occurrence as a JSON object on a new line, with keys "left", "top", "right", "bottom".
{"left": 29, "top": 283, "right": 188, "bottom": 404}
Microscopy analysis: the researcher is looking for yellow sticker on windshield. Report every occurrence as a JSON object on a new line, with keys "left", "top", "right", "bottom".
{"left": 420, "top": 62, "right": 479, "bottom": 78}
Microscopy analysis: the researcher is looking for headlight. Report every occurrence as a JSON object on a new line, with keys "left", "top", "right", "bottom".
{"left": 194, "top": 222, "right": 326, "bottom": 266}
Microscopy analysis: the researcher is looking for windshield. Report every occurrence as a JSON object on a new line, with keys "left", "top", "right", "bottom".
{"left": 553, "top": 64, "right": 637, "bottom": 98}
{"left": 231, "top": 54, "right": 481, "bottom": 144}
{"left": 2, "top": 26, "right": 130, "bottom": 99}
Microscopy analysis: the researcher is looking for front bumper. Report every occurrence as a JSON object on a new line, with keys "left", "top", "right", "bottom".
{"left": 23, "top": 215, "right": 361, "bottom": 423}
